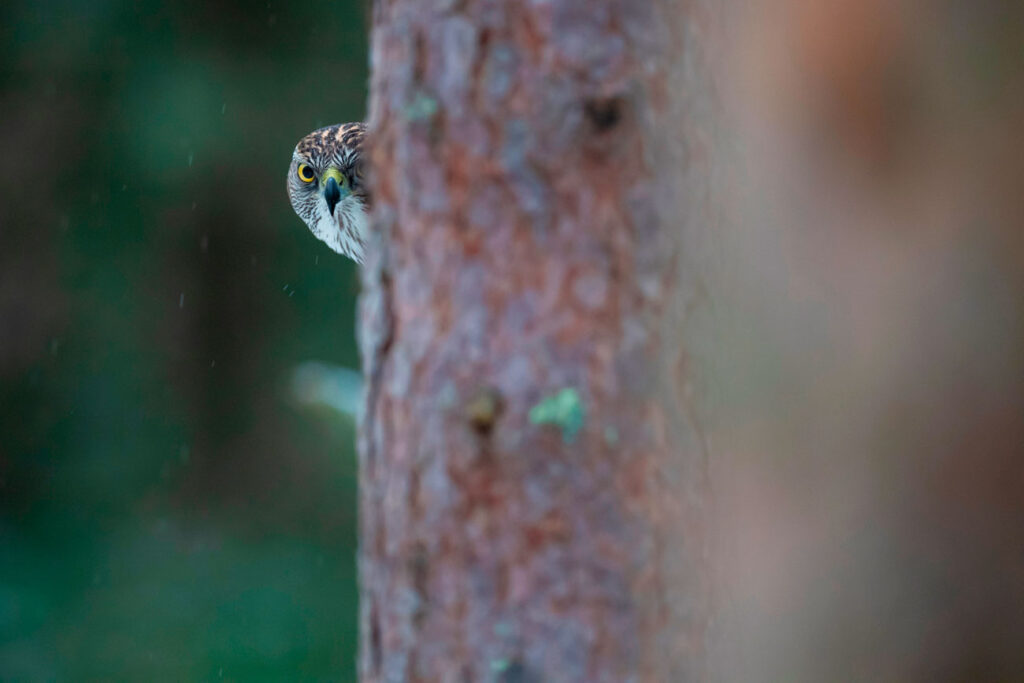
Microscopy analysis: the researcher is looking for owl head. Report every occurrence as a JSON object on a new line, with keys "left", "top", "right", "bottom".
{"left": 287, "top": 122, "right": 369, "bottom": 263}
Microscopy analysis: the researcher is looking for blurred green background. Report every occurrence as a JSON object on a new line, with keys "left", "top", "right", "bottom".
{"left": 0, "top": 1, "right": 368, "bottom": 679}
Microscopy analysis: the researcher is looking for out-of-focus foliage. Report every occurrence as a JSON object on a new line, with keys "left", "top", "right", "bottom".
{"left": 711, "top": 1, "right": 1024, "bottom": 680}
{"left": 5, "top": 0, "right": 1024, "bottom": 680}
{"left": 0, "top": 2, "right": 367, "bottom": 679}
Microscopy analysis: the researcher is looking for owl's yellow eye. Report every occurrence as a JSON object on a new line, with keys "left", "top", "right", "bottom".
{"left": 297, "top": 164, "right": 316, "bottom": 183}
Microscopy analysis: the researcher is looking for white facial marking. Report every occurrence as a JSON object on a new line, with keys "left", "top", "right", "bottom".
{"left": 308, "top": 193, "right": 369, "bottom": 262}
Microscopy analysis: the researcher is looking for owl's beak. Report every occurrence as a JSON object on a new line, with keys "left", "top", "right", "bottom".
{"left": 322, "top": 168, "right": 345, "bottom": 215}
{"left": 324, "top": 177, "right": 341, "bottom": 215}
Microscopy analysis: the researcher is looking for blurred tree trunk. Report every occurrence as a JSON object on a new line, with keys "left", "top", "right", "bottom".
{"left": 358, "top": 1, "right": 718, "bottom": 680}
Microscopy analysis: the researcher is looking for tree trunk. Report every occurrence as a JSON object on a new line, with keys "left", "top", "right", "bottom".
{"left": 358, "top": 1, "right": 716, "bottom": 680}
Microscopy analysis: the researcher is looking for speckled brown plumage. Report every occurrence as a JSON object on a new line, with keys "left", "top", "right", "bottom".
{"left": 295, "top": 122, "right": 367, "bottom": 166}
{"left": 287, "top": 122, "right": 371, "bottom": 262}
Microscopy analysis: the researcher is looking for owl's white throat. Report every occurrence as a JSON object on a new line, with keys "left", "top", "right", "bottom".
{"left": 311, "top": 194, "right": 369, "bottom": 262}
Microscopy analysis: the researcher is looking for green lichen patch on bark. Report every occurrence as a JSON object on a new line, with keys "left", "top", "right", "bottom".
{"left": 528, "top": 387, "right": 586, "bottom": 443}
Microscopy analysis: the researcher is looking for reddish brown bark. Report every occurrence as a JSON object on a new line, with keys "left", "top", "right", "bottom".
{"left": 359, "top": 1, "right": 716, "bottom": 680}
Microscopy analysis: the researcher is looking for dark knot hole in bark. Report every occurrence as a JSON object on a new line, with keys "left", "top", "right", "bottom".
{"left": 584, "top": 96, "right": 625, "bottom": 132}
{"left": 497, "top": 660, "right": 538, "bottom": 683}
{"left": 465, "top": 387, "right": 504, "bottom": 436}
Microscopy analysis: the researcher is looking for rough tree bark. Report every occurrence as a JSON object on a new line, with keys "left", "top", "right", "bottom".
{"left": 359, "top": 1, "right": 717, "bottom": 681}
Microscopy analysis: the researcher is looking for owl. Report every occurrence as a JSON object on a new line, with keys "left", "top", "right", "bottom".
{"left": 287, "top": 122, "right": 369, "bottom": 263}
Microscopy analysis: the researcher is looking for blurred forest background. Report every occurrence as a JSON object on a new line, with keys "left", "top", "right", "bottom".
{"left": 1, "top": 1, "right": 368, "bottom": 679}
{"left": 710, "top": 1, "right": 1024, "bottom": 680}
{"left": 3, "top": 0, "right": 1024, "bottom": 681}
